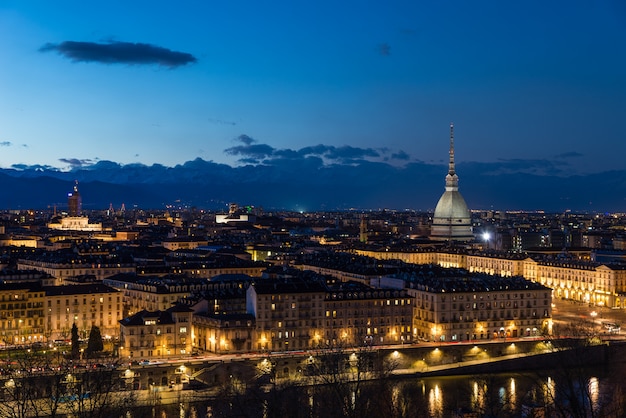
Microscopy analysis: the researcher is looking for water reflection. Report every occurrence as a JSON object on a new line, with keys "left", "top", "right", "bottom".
{"left": 391, "top": 385, "right": 400, "bottom": 409}
{"left": 471, "top": 380, "right": 485, "bottom": 412}
{"left": 428, "top": 384, "right": 443, "bottom": 417}
{"left": 543, "top": 376, "right": 556, "bottom": 406}
{"left": 589, "top": 376, "right": 599, "bottom": 408}
{"left": 124, "top": 367, "right": 620, "bottom": 417}
{"left": 509, "top": 377, "right": 516, "bottom": 408}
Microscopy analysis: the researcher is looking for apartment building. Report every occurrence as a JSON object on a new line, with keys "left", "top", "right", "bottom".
{"left": 118, "top": 304, "right": 193, "bottom": 359}
{"left": 403, "top": 274, "right": 552, "bottom": 342}
{"left": 43, "top": 283, "right": 123, "bottom": 341}
{"left": 0, "top": 282, "right": 45, "bottom": 346}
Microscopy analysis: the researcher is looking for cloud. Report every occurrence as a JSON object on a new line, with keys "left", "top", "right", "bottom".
{"left": 298, "top": 144, "right": 334, "bottom": 156}
{"left": 10, "top": 163, "right": 57, "bottom": 171}
{"left": 273, "top": 149, "right": 301, "bottom": 159}
{"left": 39, "top": 40, "right": 197, "bottom": 68}
{"left": 225, "top": 143, "right": 275, "bottom": 159}
{"left": 235, "top": 134, "right": 255, "bottom": 145}
{"left": 59, "top": 158, "right": 94, "bottom": 169}
{"left": 87, "top": 160, "right": 121, "bottom": 170}
{"left": 238, "top": 157, "right": 262, "bottom": 165}
{"left": 0, "top": 141, "right": 12, "bottom": 147}
{"left": 391, "top": 150, "right": 410, "bottom": 160}
{"left": 298, "top": 145, "right": 380, "bottom": 161}
{"left": 223, "top": 135, "right": 413, "bottom": 167}
{"left": 377, "top": 43, "right": 391, "bottom": 56}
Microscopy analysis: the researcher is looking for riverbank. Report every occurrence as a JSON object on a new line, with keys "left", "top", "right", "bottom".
{"left": 393, "top": 339, "right": 625, "bottom": 378}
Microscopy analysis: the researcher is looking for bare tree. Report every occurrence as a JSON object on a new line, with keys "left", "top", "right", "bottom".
{"left": 519, "top": 321, "right": 626, "bottom": 418}
{"left": 0, "top": 348, "right": 136, "bottom": 418}
{"left": 303, "top": 341, "right": 398, "bottom": 418}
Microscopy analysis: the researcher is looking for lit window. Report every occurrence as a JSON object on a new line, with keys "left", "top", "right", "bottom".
{"left": 180, "top": 327, "right": 187, "bottom": 333}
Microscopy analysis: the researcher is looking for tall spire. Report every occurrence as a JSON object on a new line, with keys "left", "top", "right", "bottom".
{"left": 448, "top": 123, "right": 456, "bottom": 176}
{"left": 445, "top": 122, "right": 459, "bottom": 190}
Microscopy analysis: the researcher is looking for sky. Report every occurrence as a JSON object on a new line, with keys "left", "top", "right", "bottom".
{"left": 1, "top": 1, "right": 626, "bottom": 175}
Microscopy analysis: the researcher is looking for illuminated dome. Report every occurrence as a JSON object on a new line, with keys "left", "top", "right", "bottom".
{"left": 430, "top": 124, "right": 474, "bottom": 241}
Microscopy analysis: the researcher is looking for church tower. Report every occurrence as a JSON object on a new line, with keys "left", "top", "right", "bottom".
{"left": 67, "top": 180, "right": 82, "bottom": 217}
{"left": 430, "top": 124, "right": 474, "bottom": 241}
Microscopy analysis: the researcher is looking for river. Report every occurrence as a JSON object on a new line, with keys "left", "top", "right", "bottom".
{"left": 127, "top": 361, "right": 624, "bottom": 418}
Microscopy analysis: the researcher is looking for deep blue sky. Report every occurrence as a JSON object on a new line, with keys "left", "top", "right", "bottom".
{"left": 1, "top": 1, "right": 625, "bottom": 174}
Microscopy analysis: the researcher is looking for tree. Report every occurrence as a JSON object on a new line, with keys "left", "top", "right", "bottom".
{"left": 71, "top": 323, "right": 80, "bottom": 360}
{"left": 85, "top": 326, "right": 103, "bottom": 358}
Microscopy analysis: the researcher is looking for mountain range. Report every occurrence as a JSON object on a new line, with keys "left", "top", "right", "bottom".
{"left": 0, "top": 158, "right": 623, "bottom": 213}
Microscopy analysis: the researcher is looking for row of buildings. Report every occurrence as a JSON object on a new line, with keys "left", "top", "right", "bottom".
{"left": 353, "top": 247, "right": 626, "bottom": 308}
{"left": 113, "top": 263, "right": 551, "bottom": 360}
{"left": 0, "top": 252, "right": 553, "bottom": 360}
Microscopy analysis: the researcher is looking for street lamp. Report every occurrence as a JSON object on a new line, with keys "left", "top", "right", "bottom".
{"left": 482, "top": 231, "right": 491, "bottom": 250}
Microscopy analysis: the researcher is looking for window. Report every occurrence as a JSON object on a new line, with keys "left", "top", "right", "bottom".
{"left": 180, "top": 327, "right": 187, "bottom": 333}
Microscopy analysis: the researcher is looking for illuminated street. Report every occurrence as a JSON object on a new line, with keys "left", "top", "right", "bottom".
{"left": 551, "top": 298, "right": 626, "bottom": 338}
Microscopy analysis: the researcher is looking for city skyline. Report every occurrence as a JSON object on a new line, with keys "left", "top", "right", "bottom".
{"left": 2, "top": 1, "right": 626, "bottom": 178}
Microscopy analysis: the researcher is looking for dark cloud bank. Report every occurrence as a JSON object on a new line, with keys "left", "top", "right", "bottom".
{"left": 39, "top": 41, "right": 197, "bottom": 68}
{"left": 0, "top": 139, "right": 622, "bottom": 212}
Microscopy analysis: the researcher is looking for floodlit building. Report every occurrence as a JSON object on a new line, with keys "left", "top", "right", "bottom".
{"left": 0, "top": 282, "right": 45, "bottom": 346}
{"left": 402, "top": 273, "right": 552, "bottom": 342}
{"left": 43, "top": 283, "right": 123, "bottom": 341}
{"left": 430, "top": 123, "right": 474, "bottom": 241}
{"left": 192, "top": 270, "right": 415, "bottom": 354}
{"left": 118, "top": 304, "right": 193, "bottom": 359}
{"left": 215, "top": 203, "right": 257, "bottom": 224}
{"left": 47, "top": 182, "right": 104, "bottom": 232}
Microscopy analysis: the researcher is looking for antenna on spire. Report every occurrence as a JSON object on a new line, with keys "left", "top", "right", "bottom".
{"left": 449, "top": 122, "right": 455, "bottom": 176}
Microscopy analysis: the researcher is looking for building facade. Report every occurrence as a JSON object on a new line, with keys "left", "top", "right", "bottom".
{"left": 118, "top": 305, "right": 193, "bottom": 360}
{"left": 103, "top": 274, "right": 210, "bottom": 317}
{"left": 405, "top": 275, "right": 552, "bottom": 342}
{"left": 355, "top": 247, "right": 626, "bottom": 308}
{"left": 43, "top": 283, "right": 123, "bottom": 342}
{"left": 0, "top": 282, "right": 45, "bottom": 346}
